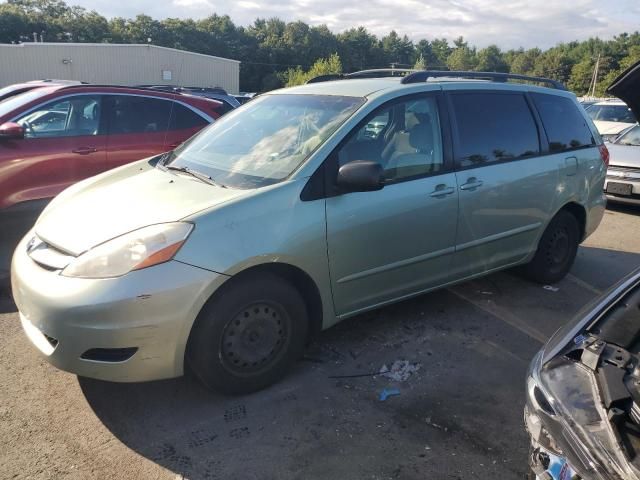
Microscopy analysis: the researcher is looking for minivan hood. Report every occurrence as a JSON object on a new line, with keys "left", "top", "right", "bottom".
{"left": 607, "top": 60, "right": 640, "bottom": 122}
{"left": 35, "top": 160, "right": 246, "bottom": 255}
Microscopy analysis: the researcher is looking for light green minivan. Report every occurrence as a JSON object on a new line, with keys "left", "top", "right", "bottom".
{"left": 12, "top": 71, "right": 608, "bottom": 393}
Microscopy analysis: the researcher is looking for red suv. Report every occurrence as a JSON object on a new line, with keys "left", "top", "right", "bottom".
{"left": 0, "top": 84, "right": 225, "bottom": 280}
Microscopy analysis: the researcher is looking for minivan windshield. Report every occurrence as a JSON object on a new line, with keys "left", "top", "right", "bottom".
{"left": 164, "top": 94, "right": 364, "bottom": 188}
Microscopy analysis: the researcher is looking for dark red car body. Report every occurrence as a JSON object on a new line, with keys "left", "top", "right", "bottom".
{"left": 0, "top": 84, "right": 224, "bottom": 280}
{"left": 0, "top": 84, "right": 223, "bottom": 211}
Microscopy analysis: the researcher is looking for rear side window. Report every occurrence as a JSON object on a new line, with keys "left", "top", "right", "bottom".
{"left": 169, "top": 103, "right": 208, "bottom": 130}
{"left": 531, "top": 93, "right": 595, "bottom": 152}
{"left": 451, "top": 92, "right": 539, "bottom": 168}
{"left": 107, "top": 95, "right": 171, "bottom": 134}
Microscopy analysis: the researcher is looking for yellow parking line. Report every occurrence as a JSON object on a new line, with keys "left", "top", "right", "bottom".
{"left": 566, "top": 273, "right": 603, "bottom": 295}
{"left": 448, "top": 287, "right": 547, "bottom": 343}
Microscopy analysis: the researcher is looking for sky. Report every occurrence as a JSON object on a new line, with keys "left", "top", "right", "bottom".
{"left": 69, "top": 0, "right": 640, "bottom": 50}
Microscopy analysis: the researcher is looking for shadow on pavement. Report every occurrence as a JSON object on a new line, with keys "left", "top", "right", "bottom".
{"left": 0, "top": 286, "right": 16, "bottom": 314}
{"left": 48, "top": 247, "right": 640, "bottom": 478}
{"left": 606, "top": 202, "right": 639, "bottom": 215}
{"left": 77, "top": 286, "right": 544, "bottom": 479}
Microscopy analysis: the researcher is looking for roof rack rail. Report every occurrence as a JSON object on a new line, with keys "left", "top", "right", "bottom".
{"left": 400, "top": 70, "right": 566, "bottom": 90}
{"left": 307, "top": 68, "right": 416, "bottom": 84}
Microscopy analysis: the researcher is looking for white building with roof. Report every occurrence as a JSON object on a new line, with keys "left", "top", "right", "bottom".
{"left": 0, "top": 42, "right": 240, "bottom": 93}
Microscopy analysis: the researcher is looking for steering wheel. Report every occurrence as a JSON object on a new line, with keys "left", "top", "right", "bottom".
{"left": 21, "top": 120, "right": 35, "bottom": 136}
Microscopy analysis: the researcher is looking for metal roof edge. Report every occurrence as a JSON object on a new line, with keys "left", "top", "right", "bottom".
{"left": 1, "top": 42, "right": 241, "bottom": 64}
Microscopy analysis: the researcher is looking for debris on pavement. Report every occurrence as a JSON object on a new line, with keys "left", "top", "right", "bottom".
{"left": 379, "top": 360, "right": 421, "bottom": 382}
{"left": 328, "top": 371, "right": 378, "bottom": 379}
{"left": 379, "top": 388, "right": 401, "bottom": 401}
{"left": 543, "top": 285, "right": 559, "bottom": 292}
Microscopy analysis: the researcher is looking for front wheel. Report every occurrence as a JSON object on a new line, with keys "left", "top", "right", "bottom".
{"left": 186, "top": 273, "right": 308, "bottom": 394}
{"left": 521, "top": 210, "right": 580, "bottom": 284}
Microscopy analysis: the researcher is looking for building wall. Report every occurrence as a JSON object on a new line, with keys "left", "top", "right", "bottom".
{"left": 0, "top": 43, "right": 240, "bottom": 94}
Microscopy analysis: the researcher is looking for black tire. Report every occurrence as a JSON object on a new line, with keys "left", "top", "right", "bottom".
{"left": 521, "top": 210, "right": 580, "bottom": 284}
{"left": 186, "top": 272, "right": 308, "bottom": 394}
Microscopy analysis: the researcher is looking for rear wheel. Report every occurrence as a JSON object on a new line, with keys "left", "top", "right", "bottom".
{"left": 521, "top": 210, "right": 580, "bottom": 284}
{"left": 186, "top": 273, "right": 308, "bottom": 394}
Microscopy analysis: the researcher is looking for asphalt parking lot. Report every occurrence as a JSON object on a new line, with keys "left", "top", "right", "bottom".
{"left": 1, "top": 204, "right": 640, "bottom": 480}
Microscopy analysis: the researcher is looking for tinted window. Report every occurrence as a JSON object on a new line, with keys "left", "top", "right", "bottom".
{"left": 107, "top": 95, "right": 171, "bottom": 134}
{"left": 17, "top": 95, "right": 101, "bottom": 138}
{"left": 169, "top": 103, "right": 208, "bottom": 130}
{"left": 338, "top": 96, "right": 444, "bottom": 182}
{"left": 532, "top": 93, "right": 595, "bottom": 152}
{"left": 451, "top": 93, "right": 539, "bottom": 168}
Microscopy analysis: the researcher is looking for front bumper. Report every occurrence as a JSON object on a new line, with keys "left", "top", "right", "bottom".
{"left": 530, "top": 445, "right": 578, "bottom": 480}
{"left": 11, "top": 233, "right": 227, "bottom": 382}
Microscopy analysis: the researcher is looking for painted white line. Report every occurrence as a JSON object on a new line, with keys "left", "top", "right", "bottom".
{"left": 448, "top": 287, "right": 547, "bottom": 344}
{"left": 566, "top": 273, "right": 603, "bottom": 295}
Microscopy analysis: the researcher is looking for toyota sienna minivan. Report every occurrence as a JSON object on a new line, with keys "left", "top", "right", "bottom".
{"left": 12, "top": 70, "right": 608, "bottom": 394}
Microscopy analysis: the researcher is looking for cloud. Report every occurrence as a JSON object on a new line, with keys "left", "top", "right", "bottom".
{"left": 72, "top": 0, "right": 639, "bottom": 49}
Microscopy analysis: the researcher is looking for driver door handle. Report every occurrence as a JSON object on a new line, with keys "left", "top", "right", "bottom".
{"left": 72, "top": 147, "right": 98, "bottom": 155}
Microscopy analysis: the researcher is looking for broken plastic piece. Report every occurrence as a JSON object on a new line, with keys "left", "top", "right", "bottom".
{"left": 379, "top": 388, "right": 401, "bottom": 401}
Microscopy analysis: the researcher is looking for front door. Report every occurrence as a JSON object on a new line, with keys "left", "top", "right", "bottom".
{"left": 326, "top": 93, "right": 459, "bottom": 316}
{"left": 8, "top": 94, "right": 106, "bottom": 202}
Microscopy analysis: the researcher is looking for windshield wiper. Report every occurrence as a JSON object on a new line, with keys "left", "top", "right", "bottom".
{"left": 165, "top": 165, "right": 227, "bottom": 188}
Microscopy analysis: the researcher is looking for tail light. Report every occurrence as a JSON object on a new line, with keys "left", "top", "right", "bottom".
{"left": 599, "top": 144, "right": 610, "bottom": 167}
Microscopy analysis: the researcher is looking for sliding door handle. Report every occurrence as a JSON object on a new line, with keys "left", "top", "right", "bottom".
{"left": 429, "top": 184, "right": 455, "bottom": 198}
{"left": 460, "top": 178, "right": 483, "bottom": 191}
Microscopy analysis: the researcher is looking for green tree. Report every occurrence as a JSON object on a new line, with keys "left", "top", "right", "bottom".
{"left": 430, "top": 38, "right": 451, "bottom": 68}
{"left": 413, "top": 52, "right": 426, "bottom": 70}
{"left": 381, "top": 30, "right": 413, "bottom": 66}
{"left": 447, "top": 44, "right": 477, "bottom": 71}
{"left": 337, "top": 27, "right": 384, "bottom": 71}
{"left": 509, "top": 48, "right": 541, "bottom": 75}
{"left": 284, "top": 53, "right": 342, "bottom": 87}
{"left": 476, "top": 45, "right": 508, "bottom": 72}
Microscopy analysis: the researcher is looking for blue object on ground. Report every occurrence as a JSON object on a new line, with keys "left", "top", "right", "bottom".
{"left": 379, "top": 388, "right": 401, "bottom": 401}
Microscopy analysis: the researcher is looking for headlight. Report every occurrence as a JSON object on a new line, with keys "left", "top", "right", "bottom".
{"left": 62, "top": 222, "right": 193, "bottom": 279}
{"left": 526, "top": 374, "right": 563, "bottom": 457}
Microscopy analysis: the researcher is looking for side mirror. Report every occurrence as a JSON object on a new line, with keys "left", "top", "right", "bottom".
{"left": 0, "top": 122, "right": 25, "bottom": 140}
{"left": 337, "top": 160, "right": 384, "bottom": 193}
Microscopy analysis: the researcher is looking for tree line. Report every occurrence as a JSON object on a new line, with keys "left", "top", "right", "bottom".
{"left": 2, "top": 0, "right": 640, "bottom": 94}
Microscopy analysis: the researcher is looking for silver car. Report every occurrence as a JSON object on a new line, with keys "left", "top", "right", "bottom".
{"left": 12, "top": 71, "right": 607, "bottom": 393}
{"left": 604, "top": 124, "right": 640, "bottom": 205}
{"left": 525, "top": 268, "right": 640, "bottom": 480}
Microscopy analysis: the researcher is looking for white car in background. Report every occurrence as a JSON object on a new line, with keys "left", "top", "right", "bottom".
{"left": 605, "top": 123, "right": 640, "bottom": 205}
{"left": 586, "top": 99, "right": 637, "bottom": 142}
